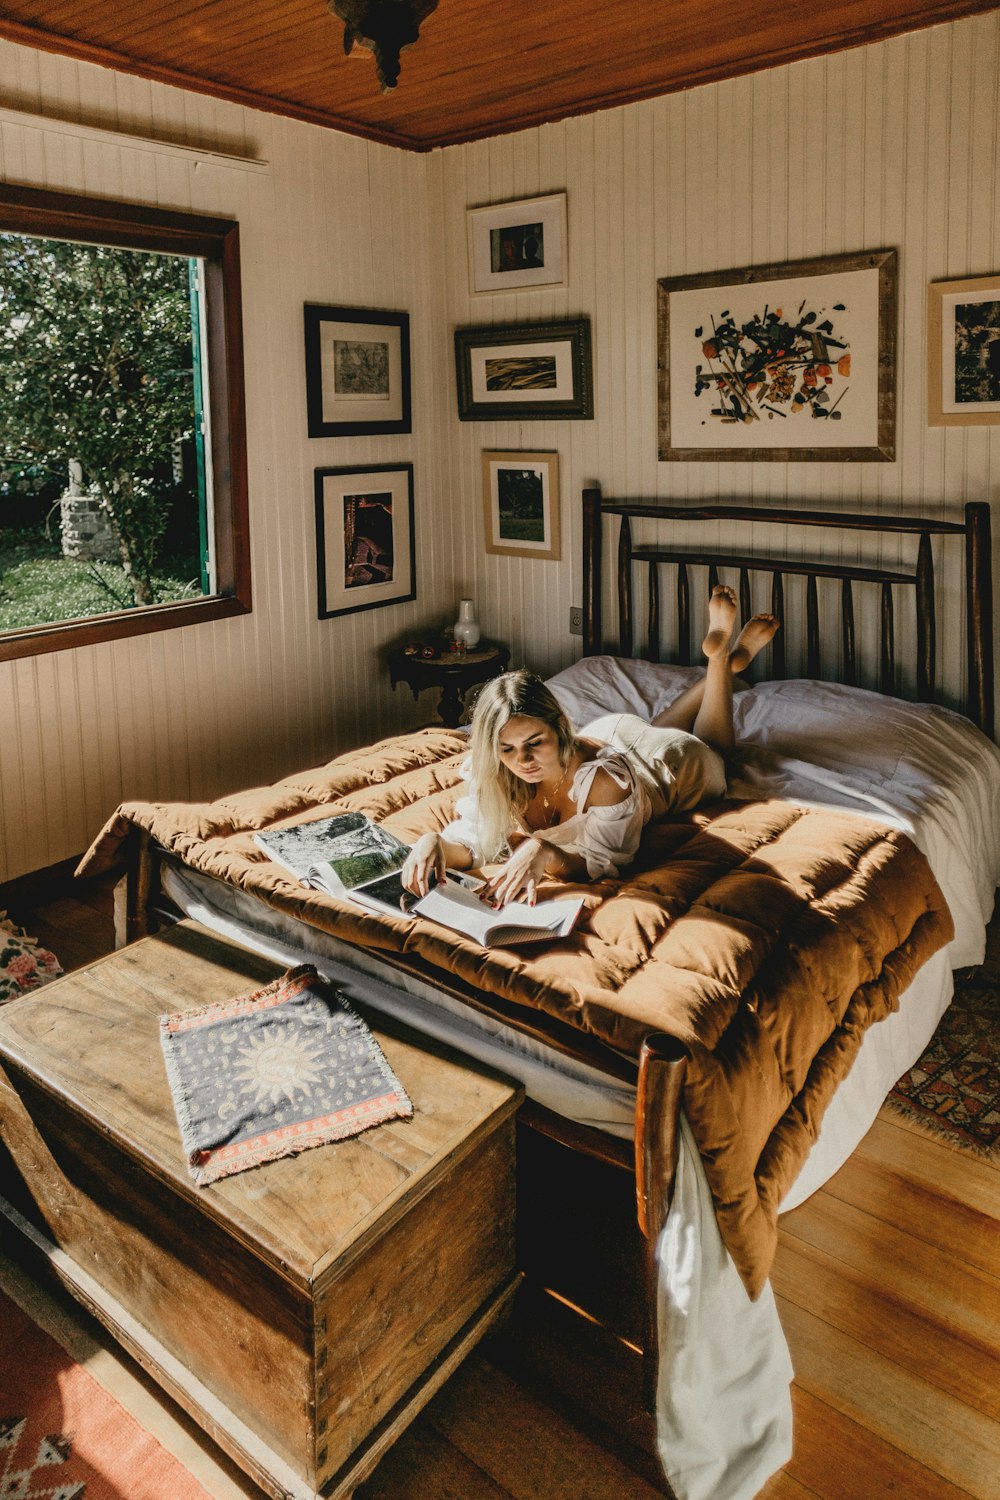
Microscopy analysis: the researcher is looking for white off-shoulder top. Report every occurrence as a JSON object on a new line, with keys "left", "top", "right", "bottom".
{"left": 442, "top": 749, "right": 651, "bottom": 880}
{"left": 442, "top": 718, "right": 728, "bottom": 881}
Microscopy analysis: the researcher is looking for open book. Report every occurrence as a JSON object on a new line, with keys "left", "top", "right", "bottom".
{"left": 255, "top": 812, "right": 408, "bottom": 892}
{"left": 411, "top": 881, "right": 583, "bottom": 948}
{"left": 253, "top": 813, "right": 477, "bottom": 919}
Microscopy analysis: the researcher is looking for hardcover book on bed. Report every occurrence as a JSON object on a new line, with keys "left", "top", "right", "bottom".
{"left": 255, "top": 812, "right": 409, "bottom": 900}
{"left": 255, "top": 812, "right": 482, "bottom": 921}
{"left": 410, "top": 881, "right": 583, "bottom": 947}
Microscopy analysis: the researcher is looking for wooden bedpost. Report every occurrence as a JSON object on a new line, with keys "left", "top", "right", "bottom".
{"left": 965, "top": 501, "right": 994, "bottom": 738}
{"left": 634, "top": 1031, "right": 687, "bottom": 1411}
{"left": 113, "top": 828, "right": 157, "bottom": 948}
{"left": 583, "top": 484, "right": 603, "bottom": 656}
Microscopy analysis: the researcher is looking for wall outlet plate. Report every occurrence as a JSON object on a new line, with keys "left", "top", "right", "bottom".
{"left": 569, "top": 606, "right": 583, "bottom": 636}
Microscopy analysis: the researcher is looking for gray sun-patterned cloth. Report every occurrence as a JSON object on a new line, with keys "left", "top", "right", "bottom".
{"left": 159, "top": 964, "right": 412, "bottom": 1186}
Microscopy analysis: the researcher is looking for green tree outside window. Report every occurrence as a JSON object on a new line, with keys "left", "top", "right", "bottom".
{"left": 0, "top": 234, "right": 204, "bottom": 613}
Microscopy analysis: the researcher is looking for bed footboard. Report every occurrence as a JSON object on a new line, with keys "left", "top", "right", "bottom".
{"left": 113, "top": 828, "right": 159, "bottom": 948}
{"left": 635, "top": 1032, "right": 687, "bottom": 1408}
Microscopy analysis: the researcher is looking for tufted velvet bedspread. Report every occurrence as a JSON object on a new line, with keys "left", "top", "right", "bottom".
{"left": 79, "top": 725, "right": 953, "bottom": 1297}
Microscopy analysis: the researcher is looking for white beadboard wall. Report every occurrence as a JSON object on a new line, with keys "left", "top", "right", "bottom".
{"left": 435, "top": 11, "right": 1000, "bottom": 698}
{"left": 1, "top": 13, "right": 999, "bottom": 881}
{"left": 0, "top": 38, "right": 455, "bottom": 882}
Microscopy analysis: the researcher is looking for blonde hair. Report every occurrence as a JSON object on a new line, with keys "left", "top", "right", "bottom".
{"left": 467, "top": 671, "right": 578, "bottom": 861}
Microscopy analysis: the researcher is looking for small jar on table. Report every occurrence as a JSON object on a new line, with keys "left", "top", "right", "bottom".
{"left": 388, "top": 641, "right": 511, "bottom": 728}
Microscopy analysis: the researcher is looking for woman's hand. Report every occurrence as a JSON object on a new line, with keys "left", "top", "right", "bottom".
{"left": 481, "top": 837, "right": 551, "bottom": 907}
{"left": 401, "top": 832, "right": 446, "bottom": 897}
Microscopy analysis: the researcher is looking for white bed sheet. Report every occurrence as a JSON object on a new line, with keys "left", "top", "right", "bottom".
{"left": 161, "top": 665, "right": 1000, "bottom": 1500}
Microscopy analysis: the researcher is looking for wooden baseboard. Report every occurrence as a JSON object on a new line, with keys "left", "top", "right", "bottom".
{"left": 0, "top": 854, "right": 87, "bottom": 907}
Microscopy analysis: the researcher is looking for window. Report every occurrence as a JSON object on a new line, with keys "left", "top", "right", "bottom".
{"left": 0, "top": 185, "right": 250, "bottom": 661}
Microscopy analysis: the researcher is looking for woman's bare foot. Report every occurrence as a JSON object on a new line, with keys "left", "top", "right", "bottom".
{"left": 703, "top": 584, "right": 738, "bottom": 660}
{"left": 729, "top": 613, "right": 780, "bottom": 673}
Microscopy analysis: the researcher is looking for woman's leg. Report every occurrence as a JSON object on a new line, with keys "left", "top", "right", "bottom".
{"left": 691, "top": 589, "right": 737, "bottom": 753}
{"left": 653, "top": 601, "right": 779, "bottom": 732}
{"left": 729, "top": 613, "right": 780, "bottom": 674}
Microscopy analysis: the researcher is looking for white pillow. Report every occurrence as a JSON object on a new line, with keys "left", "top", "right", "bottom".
{"left": 545, "top": 655, "right": 708, "bottom": 729}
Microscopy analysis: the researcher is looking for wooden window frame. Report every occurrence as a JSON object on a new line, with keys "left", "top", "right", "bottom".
{"left": 0, "top": 183, "right": 251, "bottom": 662}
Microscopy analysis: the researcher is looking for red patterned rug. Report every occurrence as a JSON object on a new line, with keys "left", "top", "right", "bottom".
{"left": 887, "top": 901, "right": 1000, "bottom": 1158}
{"left": 0, "top": 1286, "right": 212, "bottom": 1499}
{"left": 0, "top": 913, "right": 62, "bottom": 1003}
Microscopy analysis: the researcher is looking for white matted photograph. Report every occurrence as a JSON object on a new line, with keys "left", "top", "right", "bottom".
{"left": 455, "top": 319, "right": 593, "bottom": 421}
{"left": 467, "top": 193, "right": 567, "bottom": 295}
{"left": 928, "top": 274, "right": 1000, "bottom": 425}
{"left": 304, "top": 305, "right": 411, "bottom": 437}
{"left": 315, "top": 464, "right": 415, "bottom": 618}
{"left": 481, "top": 450, "right": 560, "bottom": 560}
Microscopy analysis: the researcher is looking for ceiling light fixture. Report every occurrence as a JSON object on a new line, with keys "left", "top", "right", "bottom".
{"left": 329, "top": 0, "right": 440, "bottom": 92}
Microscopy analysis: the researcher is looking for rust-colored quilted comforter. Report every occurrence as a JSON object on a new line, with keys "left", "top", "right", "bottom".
{"left": 78, "top": 726, "right": 953, "bottom": 1296}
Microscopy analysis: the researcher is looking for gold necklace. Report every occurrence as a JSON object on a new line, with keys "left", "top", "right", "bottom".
{"left": 539, "top": 761, "right": 570, "bottom": 824}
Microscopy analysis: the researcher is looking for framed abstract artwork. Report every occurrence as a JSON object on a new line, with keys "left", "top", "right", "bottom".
{"left": 481, "top": 450, "right": 560, "bottom": 560}
{"left": 656, "top": 249, "right": 898, "bottom": 461}
{"left": 315, "top": 464, "right": 415, "bottom": 619}
{"left": 466, "top": 192, "right": 568, "bottom": 295}
{"left": 454, "top": 318, "right": 593, "bottom": 421}
{"left": 304, "top": 305, "right": 411, "bottom": 437}
{"left": 928, "top": 274, "right": 1000, "bottom": 425}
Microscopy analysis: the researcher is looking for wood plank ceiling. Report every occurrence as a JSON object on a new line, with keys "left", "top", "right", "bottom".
{"left": 1, "top": 0, "right": 997, "bottom": 151}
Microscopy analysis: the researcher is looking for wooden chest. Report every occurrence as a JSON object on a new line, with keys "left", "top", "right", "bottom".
{"left": 0, "top": 921, "right": 522, "bottom": 1499}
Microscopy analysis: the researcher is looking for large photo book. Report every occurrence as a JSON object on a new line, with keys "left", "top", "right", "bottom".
{"left": 255, "top": 811, "right": 403, "bottom": 883}
{"left": 254, "top": 813, "right": 582, "bottom": 943}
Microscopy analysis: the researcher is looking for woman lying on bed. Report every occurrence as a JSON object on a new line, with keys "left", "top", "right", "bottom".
{"left": 402, "top": 586, "right": 779, "bottom": 906}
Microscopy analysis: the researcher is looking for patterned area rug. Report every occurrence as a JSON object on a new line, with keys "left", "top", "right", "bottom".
{"left": 0, "top": 1286, "right": 211, "bottom": 1499}
{"left": 160, "top": 963, "right": 413, "bottom": 1185}
{"left": 887, "top": 900, "right": 1000, "bottom": 1157}
{"left": 0, "top": 914, "right": 62, "bottom": 1003}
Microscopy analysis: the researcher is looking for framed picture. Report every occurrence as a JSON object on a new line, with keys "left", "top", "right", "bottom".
{"left": 304, "top": 305, "right": 411, "bottom": 438}
{"left": 481, "top": 450, "right": 560, "bottom": 560}
{"left": 315, "top": 464, "right": 415, "bottom": 619}
{"left": 455, "top": 318, "right": 593, "bottom": 421}
{"left": 466, "top": 192, "right": 568, "bottom": 295}
{"left": 928, "top": 274, "right": 1000, "bottom": 426}
{"left": 657, "top": 249, "right": 898, "bottom": 461}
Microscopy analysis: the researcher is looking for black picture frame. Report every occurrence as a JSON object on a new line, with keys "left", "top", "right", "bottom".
{"left": 454, "top": 317, "right": 593, "bottom": 421}
{"left": 304, "top": 304, "right": 411, "bottom": 438}
{"left": 315, "top": 463, "right": 416, "bottom": 619}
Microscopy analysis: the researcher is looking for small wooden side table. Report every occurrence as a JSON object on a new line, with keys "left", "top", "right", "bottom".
{"left": 388, "top": 641, "right": 510, "bottom": 727}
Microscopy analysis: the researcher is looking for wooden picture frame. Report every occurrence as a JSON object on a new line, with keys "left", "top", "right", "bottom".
{"left": 466, "top": 193, "right": 568, "bottom": 295}
{"left": 928, "top": 274, "right": 1000, "bottom": 426}
{"left": 657, "top": 249, "right": 898, "bottom": 461}
{"left": 481, "top": 450, "right": 560, "bottom": 560}
{"left": 304, "top": 305, "right": 411, "bottom": 438}
{"left": 455, "top": 318, "right": 593, "bottom": 421}
{"left": 315, "top": 464, "right": 415, "bottom": 619}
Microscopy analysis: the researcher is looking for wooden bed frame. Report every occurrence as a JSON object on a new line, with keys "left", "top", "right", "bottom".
{"left": 118, "top": 487, "right": 995, "bottom": 1455}
{"left": 583, "top": 485, "right": 994, "bottom": 735}
{"left": 573, "top": 484, "right": 995, "bottom": 1411}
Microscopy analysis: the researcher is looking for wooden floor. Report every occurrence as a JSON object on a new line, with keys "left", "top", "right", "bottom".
{"left": 1, "top": 866, "right": 998, "bottom": 1500}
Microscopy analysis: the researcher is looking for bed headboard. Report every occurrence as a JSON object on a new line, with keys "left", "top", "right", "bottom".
{"left": 582, "top": 486, "right": 995, "bottom": 737}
